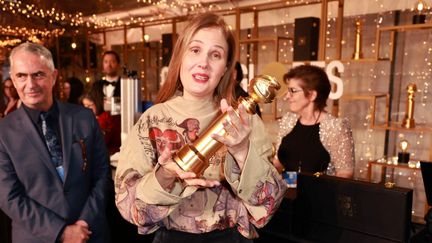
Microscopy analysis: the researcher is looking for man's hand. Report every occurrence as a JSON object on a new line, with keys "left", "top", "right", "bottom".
{"left": 61, "top": 220, "right": 91, "bottom": 243}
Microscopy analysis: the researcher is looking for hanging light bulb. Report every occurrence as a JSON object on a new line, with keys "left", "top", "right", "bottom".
{"left": 398, "top": 139, "right": 410, "bottom": 164}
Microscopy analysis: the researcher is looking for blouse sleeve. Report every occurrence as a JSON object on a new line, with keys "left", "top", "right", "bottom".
{"left": 323, "top": 117, "right": 355, "bottom": 174}
{"left": 114, "top": 114, "right": 197, "bottom": 234}
{"left": 224, "top": 115, "right": 287, "bottom": 228}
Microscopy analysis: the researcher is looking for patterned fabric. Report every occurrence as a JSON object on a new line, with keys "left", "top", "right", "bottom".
{"left": 40, "top": 112, "right": 65, "bottom": 182}
{"left": 115, "top": 96, "right": 286, "bottom": 239}
{"left": 275, "top": 112, "right": 355, "bottom": 175}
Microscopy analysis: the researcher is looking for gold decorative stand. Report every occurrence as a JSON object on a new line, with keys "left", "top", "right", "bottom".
{"left": 402, "top": 83, "right": 417, "bottom": 129}
{"left": 352, "top": 20, "right": 363, "bottom": 60}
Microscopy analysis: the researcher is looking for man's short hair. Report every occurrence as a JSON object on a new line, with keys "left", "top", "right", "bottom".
{"left": 10, "top": 42, "right": 55, "bottom": 71}
{"left": 102, "top": 50, "right": 120, "bottom": 63}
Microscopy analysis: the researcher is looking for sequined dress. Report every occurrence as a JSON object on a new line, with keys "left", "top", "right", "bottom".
{"left": 278, "top": 120, "right": 330, "bottom": 173}
{"left": 276, "top": 112, "right": 355, "bottom": 175}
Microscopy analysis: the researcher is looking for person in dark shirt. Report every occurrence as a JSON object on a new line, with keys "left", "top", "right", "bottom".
{"left": 63, "top": 77, "right": 84, "bottom": 105}
{"left": 274, "top": 65, "right": 354, "bottom": 178}
{"left": 90, "top": 50, "right": 121, "bottom": 107}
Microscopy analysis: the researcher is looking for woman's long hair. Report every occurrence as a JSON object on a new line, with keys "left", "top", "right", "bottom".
{"left": 155, "top": 13, "right": 237, "bottom": 106}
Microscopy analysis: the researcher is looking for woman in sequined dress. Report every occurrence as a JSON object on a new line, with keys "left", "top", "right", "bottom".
{"left": 274, "top": 65, "right": 354, "bottom": 178}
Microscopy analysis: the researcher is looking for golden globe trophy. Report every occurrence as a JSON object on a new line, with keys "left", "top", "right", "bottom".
{"left": 352, "top": 20, "right": 363, "bottom": 60}
{"left": 173, "top": 75, "right": 281, "bottom": 175}
{"left": 402, "top": 83, "right": 417, "bottom": 129}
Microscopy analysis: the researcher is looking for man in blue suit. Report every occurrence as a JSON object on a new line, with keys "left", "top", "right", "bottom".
{"left": 0, "top": 43, "right": 111, "bottom": 242}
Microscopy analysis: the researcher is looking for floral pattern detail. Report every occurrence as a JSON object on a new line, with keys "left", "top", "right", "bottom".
{"left": 115, "top": 96, "right": 286, "bottom": 239}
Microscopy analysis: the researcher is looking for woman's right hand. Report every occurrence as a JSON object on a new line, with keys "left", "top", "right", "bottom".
{"left": 155, "top": 148, "right": 220, "bottom": 191}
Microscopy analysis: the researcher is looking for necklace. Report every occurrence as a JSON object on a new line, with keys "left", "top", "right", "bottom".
{"left": 313, "top": 110, "right": 322, "bottom": 125}
{"left": 300, "top": 110, "right": 322, "bottom": 125}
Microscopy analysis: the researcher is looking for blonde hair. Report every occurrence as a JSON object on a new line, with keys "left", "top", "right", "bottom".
{"left": 155, "top": 13, "right": 237, "bottom": 105}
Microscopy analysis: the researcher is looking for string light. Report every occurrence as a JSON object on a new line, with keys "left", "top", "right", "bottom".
{"left": 0, "top": 0, "right": 85, "bottom": 27}
{"left": 0, "top": 25, "right": 65, "bottom": 38}
{"left": 0, "top": 38, "right": 22, "bottom": 47}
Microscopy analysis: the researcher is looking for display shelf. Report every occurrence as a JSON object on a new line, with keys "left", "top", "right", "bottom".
{"left": 239, "top": 36, "right": 292, "bottom": 62}
{"left": 367, "top": 160, "right": 428, "bottom": 223}
{"left": 371, "top": 122, "right": 432, "bottom": 133}
{"left": 340, "top": 92, "right": 389, "bottom": 127}
{"left": 375, "top": 22, "right": 432, "bottom": 61}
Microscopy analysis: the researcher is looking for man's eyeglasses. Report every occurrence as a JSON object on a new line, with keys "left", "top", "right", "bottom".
{"left": 287, "top": 87, "right": 304, "bottom": 95}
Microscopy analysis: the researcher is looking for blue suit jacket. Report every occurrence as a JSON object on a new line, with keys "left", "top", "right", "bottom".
{"left": 0, "top": 101, "right": 111, "bottom": 243}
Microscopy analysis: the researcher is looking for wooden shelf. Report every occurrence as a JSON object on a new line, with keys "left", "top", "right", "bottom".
{"left": 371, "top": 122, "right": 432, "bottom": 133}
{"left": 378, "top": 22, "right": 432, "bottom": 32}
{"left": 239, "top": 36, "right": 292, "bottom": 44}
{"left": 367, "top": 160, "right": 428, "bottom": 221}
{"left": 375, "top": 23, "right": 432, "bottom": 61}
{"left": 279, "top": 58, "right": 391, "bottom": 65}
{"left": 341, "top": 92, "right": 388, "bottom": 100}
{"left": 340, "top": 93, "right": 389, "bottom": 127}
{"left": 341, "top": 57, "right": 391, "bottom": 62}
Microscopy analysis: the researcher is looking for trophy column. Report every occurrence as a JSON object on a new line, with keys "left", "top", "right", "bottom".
{"left": 402, "top": 83, "right": 417, "bottom": 129}
{"left": 352, "top": 20, "right": 363, "bottom": 60}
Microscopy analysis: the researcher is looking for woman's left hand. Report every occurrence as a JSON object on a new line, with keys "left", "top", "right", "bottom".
{"left": 212, "top": 99, "right": 251, "bottom": 170}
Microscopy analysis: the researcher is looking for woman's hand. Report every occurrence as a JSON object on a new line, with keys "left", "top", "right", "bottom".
{"left": 212, "top": 99, "right": 252, "bottom": 170}
{"left": 155, "top": 148, "right": 220, "bottom": 191}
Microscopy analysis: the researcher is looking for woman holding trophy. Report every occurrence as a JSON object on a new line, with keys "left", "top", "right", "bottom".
{"left": 115, "top": 13, "right": 286, "bottom": 243}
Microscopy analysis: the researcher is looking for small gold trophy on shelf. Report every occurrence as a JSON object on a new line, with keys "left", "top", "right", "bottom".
{"left": 397, "top": 139, "right": 410, "bottom": 164}
{"left": 173, "top": 75, "right": 281, "bottom": 175}
{"left": 352, "top": 20, "right": 363, "bottom": 60}
{"left": 402, "top": 83, "right": 417, "bottom": 129}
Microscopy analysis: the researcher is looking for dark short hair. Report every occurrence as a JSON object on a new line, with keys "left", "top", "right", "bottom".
{"left": 102, "top": 50, "right": 120, "bottom": 63}
{"left": 65, "top": 77, "right": 84, "bottom": 104}
{"left": 284, "top": 65, "right": 331, "bottom": 111}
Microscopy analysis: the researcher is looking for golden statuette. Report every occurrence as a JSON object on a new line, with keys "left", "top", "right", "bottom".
{"left": 352, "top": 20, "right": 363, "bottom": 60}
{"left": 402, "top": 83, "right": 417, "bottom": 129}
{"left": 173, "top": 75, "right": 281, "bottom": 175}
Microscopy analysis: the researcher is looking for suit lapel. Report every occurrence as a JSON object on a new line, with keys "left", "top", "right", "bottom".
{"left": 17, "top": 107, "right": 60, "bottom": 180}
{"left": 57, "top": 102, "right": 72, "bottom": 184}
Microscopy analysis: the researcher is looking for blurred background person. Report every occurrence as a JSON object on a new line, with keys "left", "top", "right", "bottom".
{"left": 90, "top": 51, "right": 121, "bottom": 110}
{"left": 274, "top": 65, "right": 354, "bottom": 179}
{"left": 1, "top": 78, "right": 20, "bottom": 117}
{"left": 80, "top": 92, "right": 121, "bottom": 156}
{"left": 0, "top": 80, "right": 5, "bottom": 118}
{"left": 233, "top": 61, "right": 261, "bottom": 118}
{"left": 63, "top": 77, "right": 84, "bottom": 104}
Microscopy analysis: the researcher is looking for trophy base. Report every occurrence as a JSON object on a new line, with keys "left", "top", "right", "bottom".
{"left": 398, "top": 152, "right": 410, "bottom": 164}
{"left": 401, "top": 118, "right": 415, "bottom": 129}
{"left": 413, "top": 14, "right": 426, "bottom": 25}
{"left": 352, "top": 53, "right": 363, "bottom": 60}
{"left": 173, "top": 144, "right": 208, "bottom": 176}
